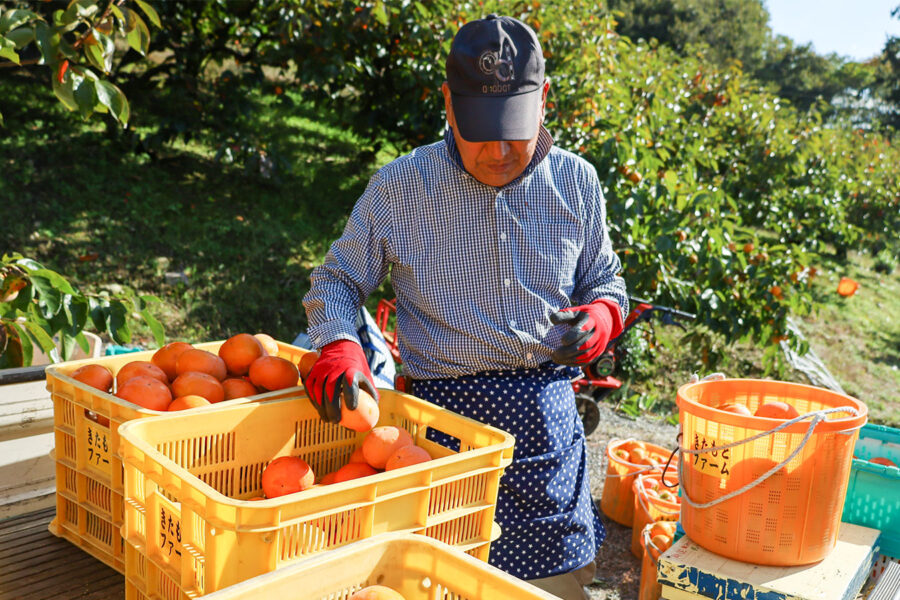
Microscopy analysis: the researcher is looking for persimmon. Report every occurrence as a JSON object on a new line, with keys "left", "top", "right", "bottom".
{"left": 651, "top": 533, "right": 673, "bottom": 553}
{"left": 297, "top": 350, "right": 319, "bottom": 379}
{"left": 176, "top": 349, "right": 228, "bottom": 381}
{"left": 253, "top": 332, "right": 280, "bottom": 356}
{"left": 172, "top": 371, "right": 225, "bottom": 404}
{"left": 116, "top": 360, "right": 169, "bottom": 388}
{"left": 219, "top": 333, "right": 266, "bottom": 376}
{"left": 649, "top": 521, "right": 676, "bottom": 540}
{"left": 339, "top": 390, "right": 380, "bottom": 432}
{"left": 248, "top": 356, "right": 299, "bottom": 391}
{"left": 168, "top": 395, "right": 211, "bottom": 411}
{"left": 151, "top": 341, "right": 193, "bottom": 382}
{"left": 716, "top": 402, "right": 752, "bottom": 416}
{"left": 222, "top": 377, "right": 259, "bottom": 400}
{"left": 115, "top": 376, "right": 173, "bottom": 411}
{"left": 629, "top": 447, "right": 650, "bottom": 465}
{"left": 348, "top": 447, "right": 367, "bottom": 464}
{"left": 870, "top": 457, "right": 898, "bottom": 468}
{"left": 348, "top": 586, "right": 406, "bottom": 600}
{"left": 619, "top": 440, "right": 646, "bottom": 454}
{"left": 754, "top": 401, "right": 800, "bottom": 419}
{"left": 385, "top": 445, "right": 432, "bottom": 471}
{"left": 362, "top": 426, "right": 414, "bottom": 470}
{"left": 71, "top": 364, "right": 113, "bottom": 393}
{"left": 333, "top": 462, "right": 378, "bottom": 483}
{"left": 261, "top": 456, "right": 315, "bottom": 498}
{"left": 319, "top": 471, "right": 337, "bottom": 485}
{"left": 612, "top": 448, "right": 631, "bottom": 462}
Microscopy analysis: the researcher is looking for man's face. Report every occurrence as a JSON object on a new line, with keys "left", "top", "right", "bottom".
{"left": 441, "top": 81, "right": 549, "bottom": 188}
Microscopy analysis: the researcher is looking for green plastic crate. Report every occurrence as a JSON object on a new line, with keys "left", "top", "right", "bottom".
{"left": 841, "top": 423, "right": 900, "bottom": 557}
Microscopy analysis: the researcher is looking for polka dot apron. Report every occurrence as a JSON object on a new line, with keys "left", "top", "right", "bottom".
{"left": 411, "top": 364, "right": 605, "bottom": 580}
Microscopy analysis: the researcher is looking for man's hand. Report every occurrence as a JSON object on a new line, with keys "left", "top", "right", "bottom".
{"left": 303, "top": 339, "right": 379, "bottom": 423}
{"left": 550, "top": 299, "right": 624, "bottom": 366}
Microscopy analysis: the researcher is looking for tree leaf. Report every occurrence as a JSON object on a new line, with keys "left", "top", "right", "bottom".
{"left": 28, "top": 274, "right": 63, "bottom": 316}
{"left": 22, "top": 319, "right": 57, "bottom": 357}
{"left": 372, "top": 2, "right": 388, "bottom": 26}
{"left": 126, "top": 13, "right": 149, "bottom": 55}
{"left": 89, "top": 298, "right": 108, "bottom": 331}
{"left": 140, "top": 307, "right": 165, "bottom": 347}
{"left": 52, "top": 71, "right": 78, "bottom": 111}
{"left": 0, "top": 8, "right": 39, "bottom": 35}
{"left": 0, "top": 37, "right": 20, "bottom": 64}
{"left": 6, "top": 26, "right": 34, "bottom": 49}
{"left": 33, "top": 20, "right": 54, "bottom": 65}
{"left": 85, "top": 42, "right": 106, "bottom": 72}
{"left": 64, "top": 294, "right": 89, "bottom": 336}
{"left": 107, "top": 300, "right": 131, "bottom": 343}
{"left": 73, "top": 76, "right": 96, "bottom": 118}
{"left": 95, "top": 80, "right": 129, "bottom": 126}
{"left": 9, "top": 323, "right": 31, "bottom": 368}
{"left": 31, "top": 268, "right": 77, "bottom": 295}
{"left": 133, "top": 0, "right": 160, "bottom": 28}
{"left": 74, "top": 331, "right": 90, "bottom": 355}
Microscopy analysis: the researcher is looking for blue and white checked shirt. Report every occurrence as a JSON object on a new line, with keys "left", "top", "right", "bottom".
{"left": 303, "top": 126, "right": 628, "bottom": 379}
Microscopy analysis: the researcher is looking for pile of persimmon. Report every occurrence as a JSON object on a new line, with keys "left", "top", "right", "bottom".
{"left": 253, "top": 425, "right": 432, "bottom": 500}
{"left": 69, "top": 332, "right": 303, "bottom": 413}
{"left": 610, "top": 439, "right": 673, "bottom": 470}
{"left": 713, "top": 399, "right": 801, "bottom": 419}
{"left": 644, "top": 520, "right": 676, "bottom": 561}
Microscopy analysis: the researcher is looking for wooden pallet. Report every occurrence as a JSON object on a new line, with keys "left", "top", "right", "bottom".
{"left": 658, "top": 522, "right": 880, "bottom": 600}
{"left": 0, "top": 507, "right": 122, "bottom": 600}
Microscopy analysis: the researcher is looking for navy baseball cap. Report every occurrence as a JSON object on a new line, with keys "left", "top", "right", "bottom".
{"left": 446, "top": 14, "right": 545, "bottom": 142}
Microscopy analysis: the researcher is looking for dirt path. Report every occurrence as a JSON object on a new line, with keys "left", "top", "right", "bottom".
{"left": 584, "top": 403, "right": 681, "bottom": 600}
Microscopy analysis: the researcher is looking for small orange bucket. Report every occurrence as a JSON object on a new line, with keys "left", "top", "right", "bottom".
{"left": 638, "top": 524, "right": 665, "bottom": 600}
{"left": 600, "top": 438, "right": 677, "bottom": 526}
{"left": 630, "top": 471, "right": 680, "bottom": 558}
{"left": 677, "top": 378, "right": 866, "bottom": 566}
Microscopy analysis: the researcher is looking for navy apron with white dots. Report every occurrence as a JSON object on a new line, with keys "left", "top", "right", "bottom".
{"left": 411, "top": 364, "right": 605, "bottom": 580}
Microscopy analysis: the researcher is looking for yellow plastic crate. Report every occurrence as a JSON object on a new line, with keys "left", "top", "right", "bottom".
{"left": 118, "top": 391, "right": 515, "bottom": 599}
{"left": 46, "top": 339, "right": 310, "bottom": 573}
{"left": 191, "top": 532, "right": 559, "bottom": 600}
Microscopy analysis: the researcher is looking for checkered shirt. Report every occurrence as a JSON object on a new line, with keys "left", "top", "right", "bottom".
{"left": 303, "top": 126, "right": 628, "bottom": 379}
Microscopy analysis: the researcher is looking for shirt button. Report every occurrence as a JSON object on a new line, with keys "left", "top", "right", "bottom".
{"left": 510, "top": 319, "right": 517, "bottom": 327}
{"left": 500, "top": 232, "right": 507, "bottom": 240}
{"left": 504, "top": 278, "right": 511, "bottom": 287}
{"left": 526, "top": 352, "right": 533, "bottom": 360}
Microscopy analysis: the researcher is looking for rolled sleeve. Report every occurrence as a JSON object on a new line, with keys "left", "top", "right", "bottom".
{"left": 573, "top": 166, "right": 629, "bottom": 319}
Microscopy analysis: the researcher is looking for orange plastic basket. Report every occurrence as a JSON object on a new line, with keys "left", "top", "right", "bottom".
{"left": 630, "top": 471, "right": 680, "bottom": 558}
{"left": 118, "top": 391, "right": 514, "bottom": 599}
{"left": 45, "top": 339, "right": 309, "bottom": 573}
{"left": 638, "top": 524, "right": 664, "bottom": 600}
{"left": 676, "top": 378, "right": 867, "bottom": 566}
{"left": 600, "top": 438, "right": 678, "bottom": 526}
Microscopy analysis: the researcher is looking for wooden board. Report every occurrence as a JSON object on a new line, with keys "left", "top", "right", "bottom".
{"left": 658, "top": 522, "right": 880, "bottom": 600}
{"left": 0, "top": 507, "right": 123, "bottom": 600}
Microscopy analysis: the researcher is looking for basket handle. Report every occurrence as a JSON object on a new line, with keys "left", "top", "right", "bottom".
{"left": 677, "top": 406, "right": 863, "bottom": 510}
{"left": 634, "top": 473, "right": 680, "bottom": 517}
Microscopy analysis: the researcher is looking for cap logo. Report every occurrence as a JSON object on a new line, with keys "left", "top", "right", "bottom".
{"left": 477, "top": 35, "right": 516, "bottom": 94}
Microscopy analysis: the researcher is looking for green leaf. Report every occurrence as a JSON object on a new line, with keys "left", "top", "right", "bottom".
{"left": 140, "top": 307, "right": 165, "bottom": 347}
{"left": 33, "top": 21, "right": 54, "bottom": 65}
{"left": 64, "top": 294, "right": 89, "bottom": 336}
{"left": 0, "top": 109, "right": 3, "bottom": 127}
{"left": 89, "top": 303, "right": 108, "bottom": 332}
{"left": 52, "top": 72, "right": 78, "bottom": 111}
{"left": 85, "top": 41, "right": 106, "bottom": 72}
{"left": 22, "top": 319, "right": 57, "bottom": 357}
{"left": 372, "top": 1, "right": 388, "bottom": 26}
{"left": 10, "top": 323, "right": 32, "bottom": 368}
{"left": 73, "top": 76, "right": 96, "bottom": 118}
{"left": 0, "top": 8, "right": 39, "bottom": 35}
{"left": 126, "top": 13, "right": 149, "bottom": 55}
{"left": 118, "top": 6, "right": 138, "bottom": 32}
{"left": 32, "top": 268, "right": 77, "bottom": 295}
{"left": 109, "top": 4, "right": 125, "bottom": 27}
{"left": 0, "top": 37, "right": 20, "bottom": 64}
{"left": 96, "top": 30, "right": 115, "bottom": 72}
{"left": 28, "top": 274, "right": 63, "bottom": 316}
{"left": 107, "top": 300, "right": 131, "bottom": 343}
{"left": 74, "top": 331, "right": 90, "bottom": 355}
{"left": 133, "top": 0, "right": 160, "bottom": 28}
{"left": 6, "top": 26, "right": 34, "bottom": 49}
{"left": 95, "top": 80, "right": 129, "bottom": 126}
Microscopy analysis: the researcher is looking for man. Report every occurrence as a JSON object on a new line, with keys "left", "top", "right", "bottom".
{"left": 303, "top": 14, "right": 627, "bottom": 599}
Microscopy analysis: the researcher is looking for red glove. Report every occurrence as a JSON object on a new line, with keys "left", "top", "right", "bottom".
{"left": 303, "top": 339, "right": 378, "bottom": 423}
{"left": 550, "top": 299, "right": 624, "bottom": 366}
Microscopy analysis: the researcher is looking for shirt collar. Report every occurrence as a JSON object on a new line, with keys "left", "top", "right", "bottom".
{"left": 443, "top": 125, "right": 555, "bottom": 188}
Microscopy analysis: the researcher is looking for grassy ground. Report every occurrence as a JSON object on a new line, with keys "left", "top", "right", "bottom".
{"left": 2, "top": 77, "right": 897, "bottom": 426}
